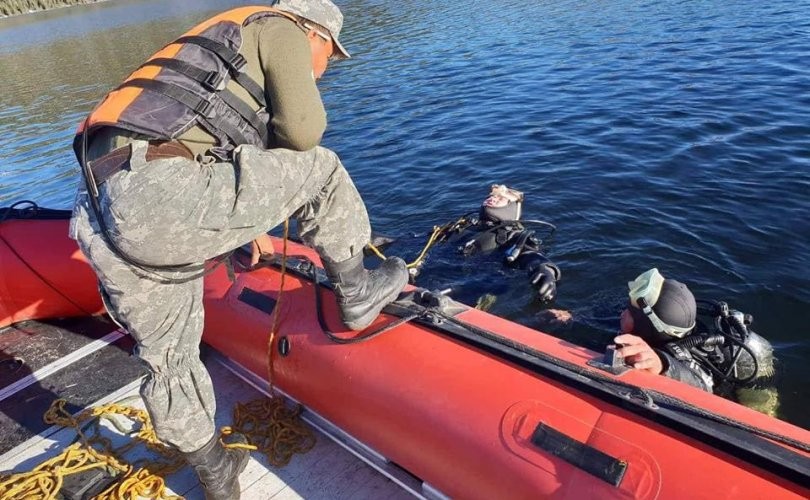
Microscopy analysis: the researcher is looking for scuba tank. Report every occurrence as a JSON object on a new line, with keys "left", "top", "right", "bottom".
{"left": 665, "top": 300, "right": 775, "bottom": 387}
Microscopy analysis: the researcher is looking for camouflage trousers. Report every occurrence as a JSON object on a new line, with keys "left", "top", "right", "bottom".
{"left": 71, "top": 140, "right": 370, "bottom": 452}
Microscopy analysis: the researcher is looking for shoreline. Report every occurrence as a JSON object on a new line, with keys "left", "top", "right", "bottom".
{"left": 0, "top": 0, "right": 109, "bottom": 19}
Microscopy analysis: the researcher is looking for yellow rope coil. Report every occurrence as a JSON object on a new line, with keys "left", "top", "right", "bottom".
{"left": 222, "top": 398, "right": 315, "bottom": 468}
{"left": 267, "top": 220, "right": 290, "bottom": 389}
{"left": 0, "top": 399, "right": 184, "bottom": 500}
{"left": 0, "top": 395, "right": 315, "bottom": 499}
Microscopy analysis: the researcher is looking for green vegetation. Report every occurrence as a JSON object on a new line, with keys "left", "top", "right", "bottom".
{"left": 0, "top": 0, "right": 105, "bottom": 17}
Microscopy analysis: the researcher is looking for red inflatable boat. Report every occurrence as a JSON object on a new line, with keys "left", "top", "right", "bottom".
{"left": 1, "top": 206, "right": 809, "bottom": 499}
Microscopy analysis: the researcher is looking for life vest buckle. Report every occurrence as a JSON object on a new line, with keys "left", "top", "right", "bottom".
{"left": 203, "top": 71, "right": 227, "bottom": 92}
{"left": 194, "top": 99, "right": 214, "bottom": 118}
{"left": 228, "top": 53, "right": 247, "bottom": 73}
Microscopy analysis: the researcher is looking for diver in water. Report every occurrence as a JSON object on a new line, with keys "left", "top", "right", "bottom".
{"left": 399, "top": 188, "right": 777, "bottom": 411}
{"left": 408, "top": 185, "right": 562, "bottom": 304}
{"left": 583, "top": 268, "right": 777, "bottom": 406}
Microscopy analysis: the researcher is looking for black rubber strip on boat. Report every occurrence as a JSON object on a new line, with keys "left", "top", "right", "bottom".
{"left": 531, "top": 423, "right": 627, "bottom": 487}
{"left": 0, "top": 317, "right": 119, "bottom": 387}
{"left": 238, "top": 287, "right": 277, "bottom": 315}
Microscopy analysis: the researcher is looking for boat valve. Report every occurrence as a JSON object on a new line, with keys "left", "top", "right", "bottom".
{"left": 278, "top": 336, "right": 291, "bottom": 357}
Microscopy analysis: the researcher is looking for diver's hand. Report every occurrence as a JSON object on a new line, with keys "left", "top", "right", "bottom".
{"left": 614, "top": 334, "right": 664, "bottom": 375}
{"left": 530, "top": 263, "right": 559, "bottom": 303}
{"left": 538, "top": 308, "right": 573, "bottom": 325}
{"left": 250, "top": 233, "right": 275, "bottom": 266}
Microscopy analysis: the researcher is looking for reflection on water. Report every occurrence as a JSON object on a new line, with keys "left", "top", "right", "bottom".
{"left": 1, "top": 0, "right": 808, "bottom": 428}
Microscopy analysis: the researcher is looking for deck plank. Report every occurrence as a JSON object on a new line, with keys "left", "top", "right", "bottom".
{"left": 0, "top": 316, "right": 146, "bottom": 454}
{"left": 0, "top": 352, "right": 412, "bottom": 499}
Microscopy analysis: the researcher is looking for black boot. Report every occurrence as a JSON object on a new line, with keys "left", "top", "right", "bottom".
{"left": 184, "top": 434, "right": 249, "bottom": 500}
{"left": 324, "top": 253, "right": 409, "bottom": 330}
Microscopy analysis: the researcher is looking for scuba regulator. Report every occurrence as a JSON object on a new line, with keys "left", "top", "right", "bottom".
{"left": 664, "top": 300, "right": 774, "bottom": 387}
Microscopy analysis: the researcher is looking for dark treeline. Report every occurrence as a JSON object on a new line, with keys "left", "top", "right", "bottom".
{"left": 0, "top": 0, "right": 106, "bottom": 17}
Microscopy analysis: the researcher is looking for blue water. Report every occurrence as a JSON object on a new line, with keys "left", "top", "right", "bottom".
{"left": 0, "top": 0, "right": 808, "bottom": 428}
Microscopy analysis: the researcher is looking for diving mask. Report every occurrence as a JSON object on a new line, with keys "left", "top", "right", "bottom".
{"left": 628, "top": 268, "right": 694, "bottom": 338}
{"left": 481, "top": 185, "right": 523, "bottom": 223}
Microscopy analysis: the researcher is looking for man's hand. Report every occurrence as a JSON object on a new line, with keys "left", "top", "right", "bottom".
{"left": 538, "top": 308, "right": 573, "bottom": 324}
{"left": 614, "top": 334, "right": 664, "bottom": 374}
{"left": 530, "top": 264, "right": 558, "bottom": 303}
{"left": 250, "top": 233, "right": 275, "bottom": 266}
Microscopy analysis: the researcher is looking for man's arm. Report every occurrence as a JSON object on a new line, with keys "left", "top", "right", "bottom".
{"left": 615, "top": 334, "right": 713, "bottom": 392}
{"left": 656, "top": 347, "right": 714, "bottom": 392}
{"left": 258, "top": 19, "right": 327, "bottom": 150}
{"left": 512, "top": 245, "right": 560, "bottom": 303}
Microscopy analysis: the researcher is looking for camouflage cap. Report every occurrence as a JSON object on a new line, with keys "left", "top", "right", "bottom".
{"left": 274, "top": 0, "right": 350, "bottom": 59}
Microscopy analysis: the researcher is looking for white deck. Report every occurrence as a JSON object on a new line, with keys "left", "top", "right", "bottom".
{"left": 0, "top": 355, "right": 415, "bottom": 499}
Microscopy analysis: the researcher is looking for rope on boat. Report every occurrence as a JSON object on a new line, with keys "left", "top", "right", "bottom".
{"left": 0, "top": 393, "right": 316, "bottom": 498}
{"left": 0, "top": 399, "right": 185, "bottom": 499}
{"left": 222, "top": 219, "right": 317, "bottom": 467}
{"left": 224, "top": 398, "right": 315, "bottom": 468}
{"left": 368, "top": 224, "right": 444, "bottom": 269}
{"left": 268, "top": 220, "right": 289, "bottom": 389}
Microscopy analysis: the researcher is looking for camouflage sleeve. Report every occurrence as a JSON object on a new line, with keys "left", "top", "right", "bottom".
{"left": 656, "top": 349, "right": 714, "bottom": 393}
{"left": 258, "top": 18, "right": 327, "bottom": 151}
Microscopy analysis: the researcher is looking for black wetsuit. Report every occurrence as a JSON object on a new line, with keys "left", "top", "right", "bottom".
{"left": 451, "top": 220, "right": 561, "bottom": 303}
{"left": 655, "top": 345, "right": 715, "bottom": 392}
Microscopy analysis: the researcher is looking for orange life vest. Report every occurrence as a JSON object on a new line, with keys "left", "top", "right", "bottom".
{"left": 74, "top": 6, "right": 300, "bottom": 159}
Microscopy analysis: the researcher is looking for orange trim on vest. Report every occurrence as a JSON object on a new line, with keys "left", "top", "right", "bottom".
{"left": 80, "top": 6, "right": 289, "bottom": 134}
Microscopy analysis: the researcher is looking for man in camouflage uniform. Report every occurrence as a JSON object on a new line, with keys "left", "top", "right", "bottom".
{"left": 70, "top": 1, "right": 408, "bottom": 498}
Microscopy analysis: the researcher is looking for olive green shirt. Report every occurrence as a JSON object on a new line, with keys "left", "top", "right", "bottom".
{"left": 95, "top": 16, "right": 326, "bottom": 158}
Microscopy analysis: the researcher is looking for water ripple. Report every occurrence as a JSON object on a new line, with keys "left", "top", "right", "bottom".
{"left": 1, "top": 0, "right": 809, "bottom": 428}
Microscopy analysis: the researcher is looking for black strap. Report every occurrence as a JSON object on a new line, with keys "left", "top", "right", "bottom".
{"left": 217, "top": 87, "right": 269, "bottom": 146}
{"left": 121, "top": 78, "right": 213, "bottom": 118}
{"left": 122, "top": 78, "right": 251, "bottom": 147}
{"left": 0, "top": 201, "right": 72, "bottom": 222}
{"left": 175, "top": 35, "right": 266, "bottom": 107}
{"left": 144, "top": 58, "right": 226, "bottom": 92}
{"left": 176, "top": 35, "right": 247, "bottom": 71}
{"left": 141, "top": 59, "right": 269, "bottom": 146}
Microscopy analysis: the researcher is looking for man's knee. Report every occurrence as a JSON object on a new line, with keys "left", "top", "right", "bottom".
{"left": 312, "top": 145, "right": 340, "bottom": 163}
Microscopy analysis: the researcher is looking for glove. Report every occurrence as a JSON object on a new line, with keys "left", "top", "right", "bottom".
{"left": 529, "top": 262, "right": 561, "bottom": 303}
